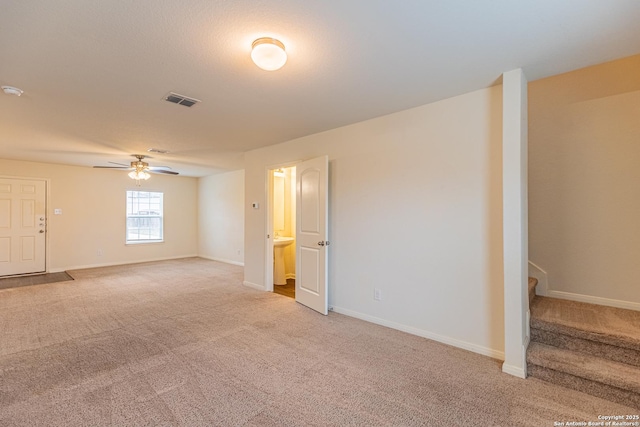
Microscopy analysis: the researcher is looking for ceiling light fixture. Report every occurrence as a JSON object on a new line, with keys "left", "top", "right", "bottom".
{"left": 2, "top": 86, "right": 23, "bottom": 96}
{"left": 128, "top": 157, "right": 151, "bottom": 185}
{"left": 128, "top": 170, "right": 151, "bottom": 185}
{"left": 251, "top": 38, "right": 287, "bottom": 71}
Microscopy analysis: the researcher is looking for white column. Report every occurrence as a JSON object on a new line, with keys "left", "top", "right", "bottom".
{"left": 502, "top": 68, "right": 529, "bottom": 378}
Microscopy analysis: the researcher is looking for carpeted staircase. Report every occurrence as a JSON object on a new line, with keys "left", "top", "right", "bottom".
{"left": 527, "top": 280, "right": 640, "bottom": 408}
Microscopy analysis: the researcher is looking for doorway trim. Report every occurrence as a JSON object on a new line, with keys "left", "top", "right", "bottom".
{"left": 264, "top": 161, "right": 298, "bottom": 293}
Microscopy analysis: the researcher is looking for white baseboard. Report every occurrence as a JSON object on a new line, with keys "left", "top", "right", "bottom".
{"left": 547, "top": 290, "right": 640, "bottom": 312}
{"left": 503, "top": 341, "right": 529, "bottom": 379}
{"left": 49, "top": 254, "right": 199, "bottom": 273}
{"left": 331, "top": 305, "right": 504, "bottom": 361}
{"left": 243, "top": 281, "right": 264, "bottom": 291}
{"left": 198, "top": 255, "right": 244, "bottom": 266}
{"left": 527, "top": 261, "right": 639, "bottom": 311}
{"left": 528, "top": 261, "right": 548, "bottom": 296}
{"left": 502, "top": 363, "right": 527, "bottom": 379}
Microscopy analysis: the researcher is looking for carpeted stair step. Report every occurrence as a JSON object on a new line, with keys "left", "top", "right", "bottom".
{"left": 528, "top": 296, "right": 640, "bottom": 406}
{"left": 527, "top": 342, "right": 640, "bottom": 408}
{"left": 531, "top": 327, "right": 640, "bottom": 367}
{"left": 528, "top": 277, "right": 538, "bottom": 306}
{"left": 530, "top": 297, "right": 640, "bottom": 354}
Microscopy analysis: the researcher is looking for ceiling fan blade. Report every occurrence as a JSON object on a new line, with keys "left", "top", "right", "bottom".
{"left": 148, "top": 169, "right": 179, "bottom": 175}
{"left": 148, "top": 166, "right": 172, "bottom": 170}
{"left": 109, "top": 161, "right": 130, "bottom": 167}
{"left": 93, "top": 166, "right": 131, "bottom": 169}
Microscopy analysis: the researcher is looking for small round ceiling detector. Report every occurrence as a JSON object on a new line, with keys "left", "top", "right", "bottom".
{"left": 251, "top": 38, "right": 287, "bottom": 71}
{"left": 1, "top": 86, "right": 24, "bottom": 96}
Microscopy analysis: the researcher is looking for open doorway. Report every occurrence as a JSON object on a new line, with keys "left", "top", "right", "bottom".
{"left": 265, "top": 156, "right": 329, "bottom": 314}
{"left": 270, "top": 166, "right": 296, "bottom": 298}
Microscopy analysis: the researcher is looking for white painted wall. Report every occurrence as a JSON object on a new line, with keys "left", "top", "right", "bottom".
{"left": 529, "top": 55, "right": 640, "bottom": 309}
{"left": 245, "top": 86, "right": 505, "bottom": 358}
{"left": 0, "top": 158, "right": 198, "bottom": 271}
{"left": 198, "top": 170, "right": 245, "bottom": 265}
{"left": 502, "top": 68, "right": 529, "bottom": 378}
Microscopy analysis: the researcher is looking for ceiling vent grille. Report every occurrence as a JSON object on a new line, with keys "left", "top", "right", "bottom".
{"left": 147, "top": 148, "right": 170, "bottom": 154}
{"left": 164, "top": 92, "right": 201, "bottom": 107}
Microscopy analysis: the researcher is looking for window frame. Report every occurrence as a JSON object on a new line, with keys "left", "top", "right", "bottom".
{"left": 125, "top": 190, "right": 164, "bottom": 244}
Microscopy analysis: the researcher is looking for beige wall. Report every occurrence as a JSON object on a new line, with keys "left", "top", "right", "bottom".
{"left": 0, "top": 158, "right": 198, "bottom": 271}
{"left": 198, "top": 170, "right": 244, "bottom": 265}
{"left": 244, "top": 86, "right": 505, "bottom": 357}
{"left": 529, "top": 55, "right": 640, "bottom": 306}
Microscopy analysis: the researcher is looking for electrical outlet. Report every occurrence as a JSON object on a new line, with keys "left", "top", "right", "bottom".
{"left": 96, "top": 249, "right": 103, "bottom": 257}
{"left": 374, "top": 288, "right": 382, "bottom": 301}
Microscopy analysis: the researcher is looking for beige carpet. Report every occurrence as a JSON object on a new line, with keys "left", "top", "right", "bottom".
{"left": 0, "top": 258, "right": 635, "bottom": 426}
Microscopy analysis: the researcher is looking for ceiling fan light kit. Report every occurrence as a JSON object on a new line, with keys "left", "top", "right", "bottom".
{"left": 128, "top": 170, "right": 151, "bottom": 181}
{"left": 128, "top": 156, "right": 151, "bottom": 185}
{"left": 93, "top": 154, "right": 179, "bottom": 185}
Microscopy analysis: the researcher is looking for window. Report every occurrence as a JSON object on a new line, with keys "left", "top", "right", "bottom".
{"left": 126, "top": 191, "right": 163, "bottom": 243}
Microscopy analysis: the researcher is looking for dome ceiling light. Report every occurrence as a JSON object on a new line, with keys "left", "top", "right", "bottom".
{"left": 251, "top": 38, "right": 287, "bottom": 71}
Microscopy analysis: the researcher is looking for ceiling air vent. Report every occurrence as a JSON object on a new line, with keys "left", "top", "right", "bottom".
{"left": 164, "top": 92, "right": 201, "bottom": 107}
{"left": 147, "top": 148, "right": 170, "bottom": 154}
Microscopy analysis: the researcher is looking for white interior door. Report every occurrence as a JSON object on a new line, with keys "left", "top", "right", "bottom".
{"left": 0, "top": 178, "right": 46, "bottom": 276}
{"left": 295, "top": 155, "right": 328, "bottom": 315}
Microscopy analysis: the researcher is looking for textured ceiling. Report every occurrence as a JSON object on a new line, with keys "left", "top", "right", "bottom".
{"left": 1, "top": 0, "right": 640, "bottom": 176}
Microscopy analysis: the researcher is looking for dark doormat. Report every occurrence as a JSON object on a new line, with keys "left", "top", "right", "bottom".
{"left": 0, "top": 272, "right": 74, "bottom": 291}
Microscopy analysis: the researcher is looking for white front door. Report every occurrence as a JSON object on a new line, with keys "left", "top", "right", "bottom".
{"left": 295, "top": 156, "right": 328, "bottom": 315}
{"left": 0, "top": 178, "right": 47, "bottom": 276}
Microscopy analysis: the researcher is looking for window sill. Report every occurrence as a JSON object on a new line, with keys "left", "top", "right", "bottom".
{"left": 126, "top": 240, "right": 164, "bottom": 245}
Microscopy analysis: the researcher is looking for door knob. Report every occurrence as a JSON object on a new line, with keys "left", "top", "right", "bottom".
{"left": 318, "top": 241, "right": 325, "bottom": 246}
{"left": 39, "top": 230, "right": 45, "bottom": 233}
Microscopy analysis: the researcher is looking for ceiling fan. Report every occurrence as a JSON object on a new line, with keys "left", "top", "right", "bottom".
{"left": 94, "top": 154, "right": 179, "bottom": 183}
